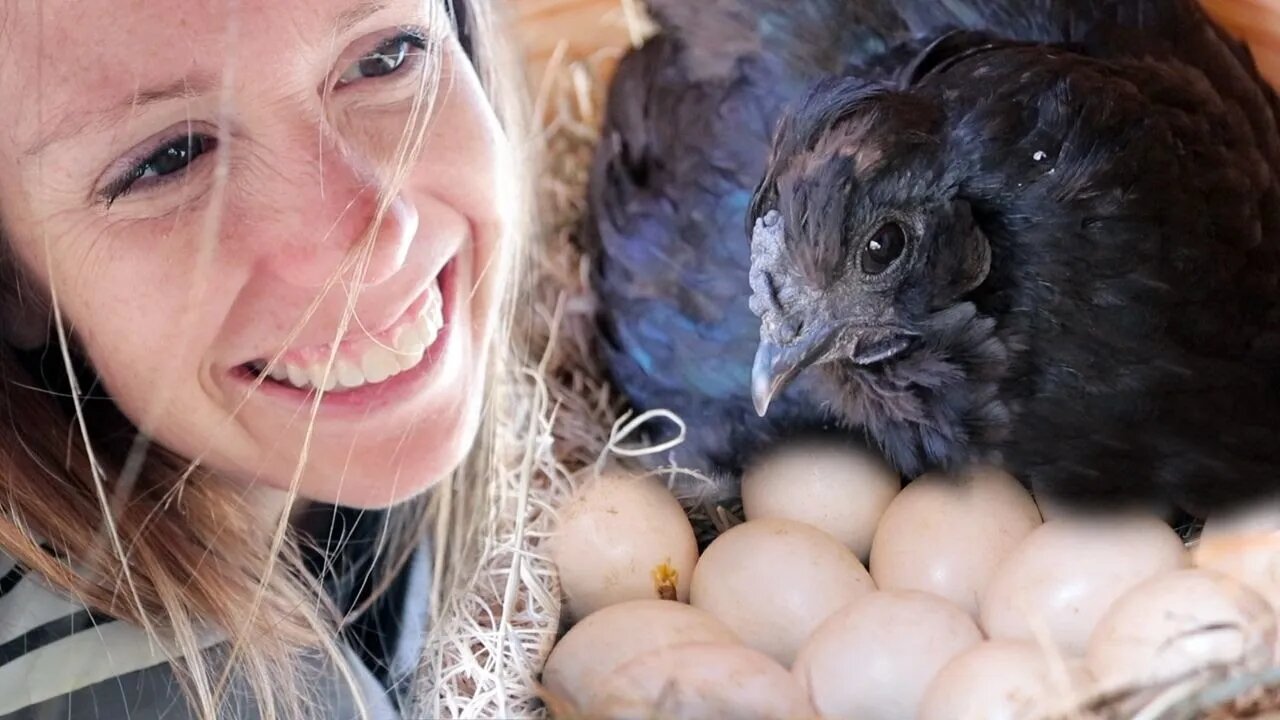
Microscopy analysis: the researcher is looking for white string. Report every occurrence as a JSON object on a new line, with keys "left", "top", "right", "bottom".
{"left": 593, "top": 408, "right": 687, "bottom": 476}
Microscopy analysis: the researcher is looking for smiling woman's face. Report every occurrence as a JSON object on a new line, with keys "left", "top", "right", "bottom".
{"left": 0, "top": 0, "right": 514, "bottom": 508}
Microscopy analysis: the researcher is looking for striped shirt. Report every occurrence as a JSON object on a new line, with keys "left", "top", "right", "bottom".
{"left": 0, "top": 505, "right": 431, "bottom": 719}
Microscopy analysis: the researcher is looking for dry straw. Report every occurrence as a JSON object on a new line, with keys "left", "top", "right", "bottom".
{"left": 414, "top": 17, "right": 635, "bottom": 716}
{"left": 416, "top": 2, "right": 1280, "bottom": 717}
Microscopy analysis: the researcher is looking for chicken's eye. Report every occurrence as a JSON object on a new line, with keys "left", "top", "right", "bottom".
{"left": 862, "top": 222, "right": 907, "bottom": 275}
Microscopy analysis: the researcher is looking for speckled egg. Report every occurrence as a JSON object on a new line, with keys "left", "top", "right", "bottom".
{"left": 549, "top": 472, "right": 699, "bottom": 620}
{"left": 1087, "top": 568, "right": 1276, "bottom": 690}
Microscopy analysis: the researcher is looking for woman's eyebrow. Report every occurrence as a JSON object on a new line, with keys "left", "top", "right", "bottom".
{"left": 25, "top": 74, "right": 217, "bottom": 158}
{"left": 24, "top": 0, "right": 393, "bottom": 158}
{"left": 335, "top": 0, "right": 392, "bottom": 35}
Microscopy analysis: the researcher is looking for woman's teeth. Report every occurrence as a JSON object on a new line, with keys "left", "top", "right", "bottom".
{"left": 252, "top": 282, "right": 444, "bottom": 393}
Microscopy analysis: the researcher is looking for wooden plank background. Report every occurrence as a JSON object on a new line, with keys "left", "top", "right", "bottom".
{"left": 1202, "top": 0, "right": 1280, "bottom": 83}
{"left": 511, "top": 0, "right": 1280, "bottom": 91}
{"left": 511, "top": 0, "right": 644, "bottom": 90}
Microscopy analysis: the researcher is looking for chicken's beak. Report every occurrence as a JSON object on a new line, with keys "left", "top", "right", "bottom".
{"left": 751, "top": 328, "right": 837, "bottom": 417}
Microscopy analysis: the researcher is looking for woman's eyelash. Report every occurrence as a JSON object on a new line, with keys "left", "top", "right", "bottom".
{"left": 336, "top": 28, "right": 430, "bottom": 87}
{"left": 394, "top": 26, "right": 429, "bottom": 50}
{"left": 101, "top": 133, "right": 218, "bottom": 205}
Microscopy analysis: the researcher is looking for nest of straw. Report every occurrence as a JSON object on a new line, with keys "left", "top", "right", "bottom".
{"left": 413, "top": 28, "right": 631, "bottom": 717}
{"left": 416, "top": 7, "right": 1280, "bottom": 717}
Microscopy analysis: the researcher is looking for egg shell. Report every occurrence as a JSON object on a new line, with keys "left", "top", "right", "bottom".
{"left": 919, "top": 640, "right": 1094, "bottom": 720}
{"left": 792, "top": 589, "right": 983, "bottom": 720}
{"left": 584, "top": 642, "right": 817, "bottom": 720}
{"left": 870, "top": 465, "right": 1042, "bottom": 617}
{"left": 1086, "top": 568, "right": 1277, "bottom": 690}
{"left": 741, "top": 441, "right": 900, "bottom": 561}
{"left": 1196, "top": 498, "right": 1280, "bottom": 619}
{"left": 541, "top": 600, "right": 739, "bottom": 711}
{"left": 549, "top": 472, "right": 698, "bottom": 620}
{"left": 980, "top": 514, "right": 1189, "bottom": 655}
{"left": 690, "top": 518, "right": 874, "bottom": 666}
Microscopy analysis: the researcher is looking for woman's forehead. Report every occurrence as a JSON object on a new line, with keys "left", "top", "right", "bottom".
{"left": 2, "top": 0, "right": 421, "bottom": 156}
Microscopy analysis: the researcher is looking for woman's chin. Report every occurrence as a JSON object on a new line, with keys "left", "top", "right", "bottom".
{"left": 248, "top": 384, "right": 483, "bottom": 507}
{"left": 298, "top": 398, "right": 482, "bottom": 509}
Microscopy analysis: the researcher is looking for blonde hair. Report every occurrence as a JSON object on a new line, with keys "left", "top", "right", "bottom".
{"left": 0, "top": 0, "right": 531, "bottom": 718}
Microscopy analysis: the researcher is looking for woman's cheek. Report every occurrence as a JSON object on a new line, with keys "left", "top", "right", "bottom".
{"left": 433, "top": 79, "right": 516, "bottom": 348}
{"left": 82, "top": 321, "right": 189, "bottom": 412}
{"left": 68, "top": 255, "right": 219, "bottom": 413}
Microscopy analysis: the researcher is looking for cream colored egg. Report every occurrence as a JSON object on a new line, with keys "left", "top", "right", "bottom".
{"left": 741, "top": 441, "right": 900, "bottom": 561}
{"left": 1195, "top": 498, "right": 1280, "bottom": 618}
{"left": 1086, "top": 568, "right": 1277, "bottom": 690}
{"left": 690, "top": 518, "right": 874, "bottom": 666}
{"left": 980, "top": 515, "right": 1189, "bottom": 655}
{"left": 549, "top": 472, "right": 698, "bottom": 620}
{"left": 541, "top": 600, "right": 739, "bottom": 711}
{"left": 919, "top": 640, "right": 1093, "bottom": 720}
{"left": 870, "top": 465, "right": 1042, "bottom": 617}
{"left": 792, "top": 590, "right": 983, "bottom": 720}
{"left": 584, "top": 643, "right": 817, "bottom": 720}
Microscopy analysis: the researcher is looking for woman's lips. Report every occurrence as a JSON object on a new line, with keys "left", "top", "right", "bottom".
{"left": 246, "top": 281, "right": 444, "bottom": 392}
{"left": 231, "top": 257, "right": 458, "bottom": 407}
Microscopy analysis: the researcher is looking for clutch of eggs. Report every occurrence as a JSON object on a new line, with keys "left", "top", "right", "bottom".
{"left": 544, "top": 447, "right": 1280, "bottom": 719}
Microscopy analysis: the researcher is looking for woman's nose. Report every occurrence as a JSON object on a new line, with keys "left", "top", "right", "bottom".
{"left": 250, "top": 128, "right": 420, "bottom": 289}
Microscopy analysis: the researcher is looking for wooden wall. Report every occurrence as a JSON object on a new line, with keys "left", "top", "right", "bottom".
{"left": 510, "top": 0, "right": 644, "bottom": 89}
{"left": 1202, "top": 0, "right": 1280, "bottom": 84}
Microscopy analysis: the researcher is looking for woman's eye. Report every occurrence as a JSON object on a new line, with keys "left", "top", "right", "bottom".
{"left": 337, "top": 31, "right": 428, "bottom": 86}
{"left": 103, "top": 133, "right": 218, "bottom": 204}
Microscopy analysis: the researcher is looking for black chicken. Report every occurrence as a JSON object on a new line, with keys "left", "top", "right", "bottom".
{"left": 584, "top": 0, "right": 910, "bottom": 475}
{"left": 746, "top": 2, "right": 1280, "bottom": 512}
